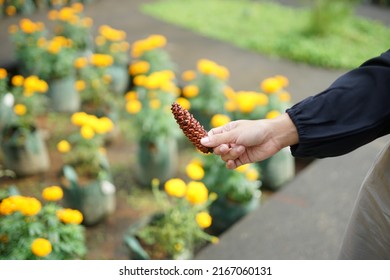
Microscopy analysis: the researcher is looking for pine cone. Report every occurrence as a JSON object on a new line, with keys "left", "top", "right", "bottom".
{"left": 171, "top": 102, "right": 212, "bottom": 154}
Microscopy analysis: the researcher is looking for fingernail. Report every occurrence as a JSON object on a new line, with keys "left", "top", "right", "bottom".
{"left": 200, "top": 137, "right": 209, "bottom": 144}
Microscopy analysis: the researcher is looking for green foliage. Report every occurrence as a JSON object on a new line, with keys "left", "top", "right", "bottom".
{"left": 141, "top": 0, "right": 390, "bottom": 69}
{"left": 0, "top": 195, "right": 86, "bottom": 260}
{"left": 135, "top": 181, "right": 216, "bottom": 259}
{"left": 199, "top": 155, "right": 261, "bottom": 204}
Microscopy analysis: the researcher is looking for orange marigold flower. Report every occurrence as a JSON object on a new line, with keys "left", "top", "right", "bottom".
{"left": 182, "top": 85, "right": 199, "bottom": 98}
{"left": 0, "top": 68, "right": 7, "bottom": 79}
{"left": 57, "top": 208, "right": 83, "bottom": 224}
{"left": 14, "top": 104, "right": 27, "bottom": 116}
{"left": 126, "top": 100, "right": 142, "bottom": 114}
{"left": 181, "top": 70, "right": 196, "bottom": 82}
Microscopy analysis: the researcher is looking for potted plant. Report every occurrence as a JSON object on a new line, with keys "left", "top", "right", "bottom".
{"left": 0, "top": 73, "right": 50, "bottom": 177}
{"left": 124, "top": 178, "right": 218, "bottom": 260}
{"left": 8, "top": 18, "right": 47, "bottom": 76}
{"left": 95, "top": 24, "right": 130, "bottom": 95}
{"left": 130, "top": 34, "right": 176, "bottom": 75}
{"left": 56, "top": 111, "right": 116, "bottom": 226}
{"left": 48, "top": 3, "right": 94, "bottom": 56}
{"left": 125, "top": 69, "right": 181, "bottom": 186}
{"left": 0, "top": 185, "right": 86, "bottom": 259}
{"left": 180, "top": 59, "right": 230, "bottom": 130}
{"left": 187, "top": 154, "right": 262, "bottom": 234}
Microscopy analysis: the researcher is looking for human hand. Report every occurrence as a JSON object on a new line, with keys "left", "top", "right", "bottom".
{"left": 200, "top": 113, "right": 298, "bottom": 169}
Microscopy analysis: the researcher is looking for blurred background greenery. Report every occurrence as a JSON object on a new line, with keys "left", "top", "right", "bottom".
{"left": 142, "top": 0, "right": 390, "bottom": 70}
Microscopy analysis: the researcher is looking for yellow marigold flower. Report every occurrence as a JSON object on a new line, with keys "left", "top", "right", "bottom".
{"left": 95, "top": 35, "right": 106, "bottom": 46}
{"left": 196, "top": 211, "right": 212, "bottom": 229}
{"left": 129, "top": 61, "right": 150, "bottom": 76}
{"left": 256, "top": 93, "right": 269, "bottom": 106}
{"left": 210, "top": 114, "right": 231, "bottom": 128}
{"left": 275, "top": 75, "right": 289, "bottom": 88}
{"left": 125, "top": 91, "right": 138, "bottom": 101}
{"left": 224, "top": 100, "right": 237, "bottom": 112}
{"left": 151, "top": 178, "right": 160, "bottom": 187}
{"left": 47, "top": 40, "right": 62, "bottom": 54}
{"left": 71, "top": 2, "right": 84, "bottom": 13}
{"left": 175, "top": 97, "right": 191, "bottom": 110}
{"left": 71, "top": 111, "right": 88, "bottom": 126}
{"left": 260, "top": 77, "right": 283, "bottom": 94}
{"left": 103, "top": 74, "right": 112, "bottom": 84}
{"left": 211, "top": 237, "right": 219, "bottom": 244}
{"left": 0, "top": 68, "right": 7, "bottom": 79}
{"left": 42, "top": 186, "right": 63, "bottom": 202}
{"left": 31, "top": 238, "right": 52, "bottom": 257}
{"left": 197, "top": 59, "right": 217, "bottom": 75}
{"left": 80, "top": 125, "right": 95, "bottom": 139}
{"left": 246, "top": 168, "right": 259, "bottom": 181}
{"left": 174, "top": 243, "right": 183, "bottom": 252}
{"left": 148, "top": 34, "right": 167, "bottom": 48}
{"left": 20, "top": 18, "right": 38, "bottom": 34}
{"left": 236, "top": 91, "right": 257, "bottom": 113}
{"left": 279, "top": 91, "right": 291, "bottom": 103}
{"left": 186, "top": 181, "right": 208, "bottom": 205}
{"left": 133, "top": 75, "right": 147, "bottom": 87}
{"left": 47, "top": 10, "right": 58, "bottom": 21}
{"left": 126, "top": 100, "right": 142, "bottom": 114}
{"left": 185, "top": 162, "right": 205, "bottom": 181}
{"left": 8, "top": 24, "right": 18, "bottom": 34}
{"left": 14, "top": 104, "right": 27, "bottom": 116}
{"left": 12, "top": 75, "right": 25, "bottom": 87}
{"left": 99, "top": 25, "right": 126, "bottom": 41}
{"left": 182, "top": 85, "right": 199, "bottom": 98}
{"left": 74, "top": 57, "right": 88, "bottom": 69}
{"left": 58, "top": 7, "right": 74, "bottom": 21}
{"left": 224, "top": 86, "right": 235, "bottom": 99}
{"left": 57, "top": 208, "right": 83, "bottom": 224}
{"left": 6, "top": 6, "right": 16, "bottom": 16}
{"left": 20, "top": 197, "right": 42, "bottom": 216}
{"left": 57, "top": 140, "right": 71, "bottom": 153}
{"left": 164, "top": 178, "right": 187, "bottom": 198}
{"left": 181, "top": 70, "right": 196, "bottom": 82}
{"left": 149, "top": 99, "right": 161, "bottom": 109}
{"left": 82, "top": 17, "right": 93, "bottom": 28}
{"left": 266, "top": 110, "right": 281, "bottom": 119}
{"left": 90, "top": 54, "right": 114, "bottom": 67}
{"left": 215, "top": 66, "right": 230, "bottom": 80}
{"left": 0, "top": 196, "right": 20, "bottom": 215}
{"left": 95, "top": 117, "right": 114, "bottom": 134}
{"left": 236, "top": 164, "right": 249, "bottom": 173}
{"left": 75, "top": 80, "right": 86, "bottom": 91}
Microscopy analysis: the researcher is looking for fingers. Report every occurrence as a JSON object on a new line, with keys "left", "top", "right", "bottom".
{"left": 201, "top": 121, "right": 238, "bottom": 148}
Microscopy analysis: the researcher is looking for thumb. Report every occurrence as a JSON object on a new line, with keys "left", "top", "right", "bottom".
{"left": 200, "top": 125, "right": 238, "bottom": 148}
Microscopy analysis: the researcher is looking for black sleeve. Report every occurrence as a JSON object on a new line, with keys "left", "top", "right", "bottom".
{"left": 286, "top": 49, "right": 390, "bottom": 158}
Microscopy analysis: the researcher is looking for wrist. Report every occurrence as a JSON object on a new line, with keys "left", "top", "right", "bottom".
{"left": 268, "top": 112, "right": 299, "bottom": 149}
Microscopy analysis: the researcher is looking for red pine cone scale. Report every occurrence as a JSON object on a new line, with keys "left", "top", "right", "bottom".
{"left": 171, "top": 102, "right": 212, "bottom": 154}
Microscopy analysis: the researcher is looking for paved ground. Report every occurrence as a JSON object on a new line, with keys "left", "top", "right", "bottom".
{"left": 1, "top": 0, "right": 389, "bottom": 260}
